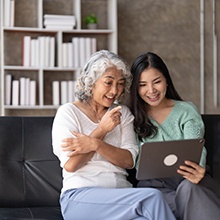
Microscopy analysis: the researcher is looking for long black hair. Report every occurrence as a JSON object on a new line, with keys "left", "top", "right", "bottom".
{"left": 129, "top": 52, "right": 183, "bottom": 140}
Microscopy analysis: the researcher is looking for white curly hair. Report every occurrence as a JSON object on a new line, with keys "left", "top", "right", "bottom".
{"left": 75, "top": 50, "right": 132, "bottom": 102}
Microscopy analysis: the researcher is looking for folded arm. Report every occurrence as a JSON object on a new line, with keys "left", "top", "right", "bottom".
{"left": 62, "top": 106, "right": 133, "bottom": 172}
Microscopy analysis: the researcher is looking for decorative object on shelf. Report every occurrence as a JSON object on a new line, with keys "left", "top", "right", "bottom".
{"left": 84, "top": 14, "right": 98, "bottom": 29}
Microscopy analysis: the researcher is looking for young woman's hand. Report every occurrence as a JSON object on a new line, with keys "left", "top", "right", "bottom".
{"left": 177, "top": 160, "right": 205, "bottom": 184}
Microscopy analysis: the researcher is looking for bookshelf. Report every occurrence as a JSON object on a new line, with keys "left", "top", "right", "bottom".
{"left": 0, "top": 0, "right": 118, "bottom": 116}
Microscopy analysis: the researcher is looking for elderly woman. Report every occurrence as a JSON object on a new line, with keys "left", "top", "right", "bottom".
{"left": 52, "top": 50, "right": 175, "bottom": 220}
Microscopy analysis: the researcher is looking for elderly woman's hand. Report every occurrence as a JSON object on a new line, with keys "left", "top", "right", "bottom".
{"left": 98, "top": 106, "right": 122, "bottom": 133}
{"left": 61, "top": 132, "right": 96, "bottom": 156}
{"left": 177, "top": 160, "right": 206, "bottom": 184}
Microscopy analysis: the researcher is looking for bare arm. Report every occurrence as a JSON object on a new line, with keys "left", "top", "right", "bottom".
{"left": 62, "top": 106, "right": 133, "bottom": 172}
{"left": 66, "top": 132, "right": 133, "bottom": 170}
{"left": 62, "top": 126, "right": 107, "bottom": 172}
{"left": 94, "top": 136, "right": 133, "bottom": 169}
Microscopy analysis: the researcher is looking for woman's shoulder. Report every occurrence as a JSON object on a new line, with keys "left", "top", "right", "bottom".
{"left": 55, "top": 102, "right": 79, "bottom": 118}
{"left": 174, "top": 100, "right": 200, "bottom": 113}
{"left": 57, "top": 102, "right": 76, "bottom": 111}
{"left": 173, "top": 100, "right": 202, "bottom": 121}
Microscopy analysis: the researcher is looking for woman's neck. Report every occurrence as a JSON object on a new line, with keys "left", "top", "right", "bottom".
{"left": 147, "top": 99, "right": 174, "bottom": 125}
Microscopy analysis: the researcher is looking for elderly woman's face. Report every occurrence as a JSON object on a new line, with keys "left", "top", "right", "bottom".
{"left": 92, "top": 67, "right": 125, "bottom": 107}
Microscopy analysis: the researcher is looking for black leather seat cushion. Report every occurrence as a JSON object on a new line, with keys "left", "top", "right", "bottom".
{"left": 0, "top": 117, "right": 63, "bottom": 219}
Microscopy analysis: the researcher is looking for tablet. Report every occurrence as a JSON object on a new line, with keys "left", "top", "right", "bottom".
{"left": 136, "top": 138, "right": 205, "bottom": 180}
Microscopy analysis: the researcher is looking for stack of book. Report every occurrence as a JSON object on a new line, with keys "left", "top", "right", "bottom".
{"left": 23, "top": 35, "right": 55, "bottom": 67}
{"left": 44, "top": 14, "right": 76, "bottom": 30}
{"left": 52, "top": 80, "right": 77, "bottom": 105}
{"left": 61, "top": 37, "right": 97, "bottom": 68}
{"left": 5, "top": 74, "right": 36, "bottom": 106}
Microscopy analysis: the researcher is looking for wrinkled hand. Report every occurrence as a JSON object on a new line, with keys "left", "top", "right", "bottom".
{"left": 177, "top": 160, "right": 205, "bottom": 184}
{"left": 98, "top": 106, "right": 122, "bottom": 133}
{"left": 61, "top": 132, "right": 95, "bottom": 156}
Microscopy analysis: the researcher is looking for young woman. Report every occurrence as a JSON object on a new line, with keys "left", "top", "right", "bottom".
{"left": 129, "top": 52, "right": 220, "bottom": 220}
{"left": 52, "top": 50, "right": 175, "bottom": 220}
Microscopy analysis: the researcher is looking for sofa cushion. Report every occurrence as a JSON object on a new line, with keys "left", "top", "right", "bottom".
{"left": 0, "top": 207, "right": 62, "bottom": 220}
{"left": 0, "top": 117, "right": 62, "bottom": 208}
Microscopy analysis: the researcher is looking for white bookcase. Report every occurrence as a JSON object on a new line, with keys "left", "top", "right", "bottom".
{"left": 0, "top": 0, "right": 117, "bottom": 116}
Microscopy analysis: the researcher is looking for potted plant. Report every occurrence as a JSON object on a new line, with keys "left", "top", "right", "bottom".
{"left": 84, "top": 14, "right": 98, "bottom": 29}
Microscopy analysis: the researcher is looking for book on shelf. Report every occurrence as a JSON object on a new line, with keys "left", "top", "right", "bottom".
{"left": 29, "top": 80, "right": 36, "bottom": 106}
{"left": 72, "top": 37, "right": 80, "bottom": 68}
{"left": 5, "top": 74, "right": 12, "bottom": 105}
{"left": 52, "top": 81, "right": 60, "bottom": 106}
{"left": 85, "top": 38, "right": 92, "bottom": 63}
{"left": 79, "top": 37, "right": 86, "bottom": 67}
{"left": 67, "top": 43, "right": 73, "bottom": 68}
{"left": 68, "top": 80, "right": 75, "bottom": 102}
{"left": 12, "top": 80, "right": 19, "bottom": 106}
{"left": 19, "top": 77, "right": 31, "bottom": 106}
{"left": 91, "top": 38, "right": 97, "bottom": 54}
{"left": 19, "top": 77, "right": 26, "bottom": 106}
{"left": 3, "top": 0, "right": 15, "bottom": 27}
{"left": 44, "top": 36, "right": 50, "bottom": 67}
{"left": 52, "top": 80, "right": 76, "bottom": 105}
{"left": 61, "top": 42, "right": 76, "bottom": 68}
{"left": 62, "top": 43, "right": 68, "bottom": 68}
{"left": 61, "top": 81, "right": 68, "bottom": 104}
{"left": 61, "top": 37, "right": 97, "bottom": 68}
{"left": 44, "top": 14, "right": 76, "bottom": 22}
{"left": 23, "top": 36, "right": 31, "bottom": 67}
{"left": 25, "top": 78, "right": 30, "bottom": 105}
{"left": 39, "top": 36, "right": 45, "bottom": 67}
{"left": 30, "top": 38, "right": 41, "bottom": 67}
{"left": 50, "top": 37, "right": 55, "bottom": 67}
{"left": 10, "top": 0, "right": 15, "bottom": 27}
{"left": 30, "top": 39, "right": 37, "bottom": 67}
{"left": 45, "top": 25, "right": 75, "bottom": 30}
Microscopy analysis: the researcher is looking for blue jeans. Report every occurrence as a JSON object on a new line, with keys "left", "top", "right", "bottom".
{"left": 60, "top": 187, "right": 176, "bottom": 220}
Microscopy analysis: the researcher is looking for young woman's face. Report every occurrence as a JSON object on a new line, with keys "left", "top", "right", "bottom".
{"left": 92, "top": 67, "right": 125, "bottom": 107}
{"left": 138, "top": 67, "right": 167, "bottom": 108}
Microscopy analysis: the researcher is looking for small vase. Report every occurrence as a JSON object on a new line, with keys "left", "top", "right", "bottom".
{"left": 87, "top": 23, "right": 97, "bottom": 29}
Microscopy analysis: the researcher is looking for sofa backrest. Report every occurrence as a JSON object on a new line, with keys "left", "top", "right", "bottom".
{"left": 0, "top": 117, "right": 62, "bottom": 208}
{"left": 202, "top": 115, "right": 220, "bottom": 184}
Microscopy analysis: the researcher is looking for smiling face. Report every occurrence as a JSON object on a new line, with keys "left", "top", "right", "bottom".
{"left": 138, "top": 67, "right": 168, "bottom": 109}
{"left": 92, "top": 67, "right": 125, "bottom": 107}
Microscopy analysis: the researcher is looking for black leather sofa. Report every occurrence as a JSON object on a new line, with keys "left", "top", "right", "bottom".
{"left": 0, "top": 115, "right": 220, "bottom": 219}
